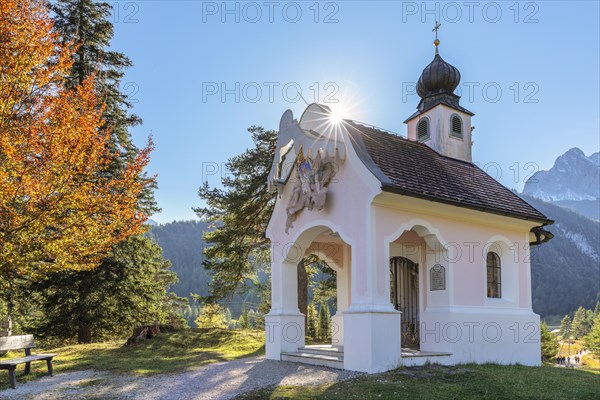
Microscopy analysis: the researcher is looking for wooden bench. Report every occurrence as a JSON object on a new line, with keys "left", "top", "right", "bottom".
{"left": 0, "top": 335, "right": 56, "bottom": 389}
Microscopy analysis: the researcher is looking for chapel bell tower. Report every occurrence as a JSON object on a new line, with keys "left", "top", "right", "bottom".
{"left": 405, "top": 23, "right": 474, "bottom": 162}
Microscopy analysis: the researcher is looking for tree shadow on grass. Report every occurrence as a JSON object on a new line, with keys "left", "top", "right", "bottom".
{"left": 234, "top": 364, "right": 600, "bottom": 400}
{"left": 1, "top": 329, "right": 266, "bottom": 387}
{"left": 1, "top": 329, "right": 266, "bottom": 391}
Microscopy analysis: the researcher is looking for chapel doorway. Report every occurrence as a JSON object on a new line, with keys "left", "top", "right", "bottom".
{"left": 299, "top": 227, "right": 351, "bottom": 349}
{"left": 390, "top": 256, "right": 420, "bottom": 349}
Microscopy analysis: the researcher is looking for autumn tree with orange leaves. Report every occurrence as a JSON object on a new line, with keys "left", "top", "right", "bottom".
{"left": 0, "top": 0, "right": 154, "bottom": 279}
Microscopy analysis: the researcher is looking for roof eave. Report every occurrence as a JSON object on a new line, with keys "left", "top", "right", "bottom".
{"left": 381, "top": 183, "right": 554, "bottom": 225}
{"left": 403, "top": 102, "right": 475, "bottom": 124}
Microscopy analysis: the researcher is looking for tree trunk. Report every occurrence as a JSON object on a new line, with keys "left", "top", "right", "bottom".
{"left": 297, "top": 260, "right": 308, "bottom": 334}
{"left": 0, "top": 315, "right": 12, "bottom": 336}
{"left": 78, "top": 321, "right": 92, "bottom": 344}
{"left": 126, "top": 324, "right": 166, "bottom": 345}
{"left": 77, "top": 271, "right": 93, "bottom": 343}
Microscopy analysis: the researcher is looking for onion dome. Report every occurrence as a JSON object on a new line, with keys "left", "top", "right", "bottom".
{"left": 416, "top": 53, "right": 461, "bottom": 98}
{"left": 403, "top": 26, "right": 474, "bottom": 123}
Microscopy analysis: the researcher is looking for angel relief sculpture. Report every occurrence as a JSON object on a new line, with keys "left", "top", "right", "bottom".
{"left": 285, "top": 149, "right": 337, "bottom": 233}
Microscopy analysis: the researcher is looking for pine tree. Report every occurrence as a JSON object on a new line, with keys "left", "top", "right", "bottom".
{"left": 51, "top": 1, "right": 143, "bottom": 175}
{"left": 307, "top": 303, "right": 318, "bottom": 339}
{"left": 194, "top": 126, "right": 333, "bottom": 330}
{"left": 225, "top": 308, "right": 233, "bottom": 329}
{"left": 584, "top": 309, "right": 595, "bottom": 337}
{"left": 584, "top": 313, "right": 600, "bottom": 355}
{"left": 33, "top": 236, "right": 183, "bottom": 342}
{"left": 311, "top": 260, "right": 338, "bottom": 310}
{"left": 195, "top": 127, "right": 277, "bottom": 303}
{"left": 249, "top": 309, "right": 260, "bottom": 329}
{"left": 572, "top": 307, "right": 594, "bottom": 338}
{"left": 540, "top": 322, "right": 559, "bottom": 361}
{"left": 195, "top": 304, "right": 227, "bottom": 330}
{"left": 239, "top": 304, "right": 250, "bottom": 330}
{"left": 559, "top": 315, "right": 572, "bottom": 339}
{"left": 182, "top": 301, "right": 202, "bottom": 328}
{"left": 255, "top": 282, "right": 270, "bottom": 330}
{"left": 52, "top": 0, "right": 158, "bottom": 213}
{"left": 318, "top": 302, "right": 331, "bottom": 340}
{"left": 326, "top": 304, "right": 331, "bottom": 338}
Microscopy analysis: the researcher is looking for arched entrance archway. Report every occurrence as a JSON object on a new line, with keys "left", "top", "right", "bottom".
{"left": 388, "top": 223, "right": 448, "bottom": 352}
{"left": 266, "top": 224, "right": 352, "bottom": 359}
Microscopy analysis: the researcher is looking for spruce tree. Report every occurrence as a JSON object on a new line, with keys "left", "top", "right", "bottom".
{"left": 318, "top": 302, "right": 330, "bottom": 340}
{"left": 248, "top": 309, "right": 258, "bottom": 329}
{"left": 195, "top": 127, "right": 277, "bottom": 302}
{"left": 307, "top": 303, "right": 318, "bottom": 339}
{"left": 50, "top": 0, "right": 157, "bottom": 211}
{"left": 572, "top": 307, "right": 594, "bottom": 338}
{"left": 586, "top": 309, "right": 595, "bottom": 333}
{"left": 239, "top": 303, "right": 250, "bottom": 330}
{"left": 33, "top": 236, "right": 183, "bottom": 342}
{"left": 195, "top": 127, "right": 336, "bottom": 327}
{"left": 584, "top": 313, "right": 600, "bottom": 355}
{"left": 559, "top": 315, "right": 572, "bottom": 339}
{"left": 540, "top": 322, "right": 559, "bottom": 361}
{"left": 311, "top": 260, "right": 338, "bottom": 310}
{"left": 224, "top": 308, "right": 233, "bottom": 329}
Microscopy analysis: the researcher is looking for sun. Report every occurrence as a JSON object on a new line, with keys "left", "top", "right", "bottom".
{"left": 328, "top": 104, "right": 347, "bottom": 125}
{"left": 329, "top": 108, "right": 344, "bottom": 125}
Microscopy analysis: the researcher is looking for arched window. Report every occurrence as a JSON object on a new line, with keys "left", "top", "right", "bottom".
{"left": 486, "top": 252, "right": 501, "bottom": 298}
{"left": 417, "top": 118, "right": 430, "bottom": 141}
{"left": 450, "top": 114, "right": 463, "bottom": 138}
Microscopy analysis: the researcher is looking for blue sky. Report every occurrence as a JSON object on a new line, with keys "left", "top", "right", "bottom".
{"left": 108, "top": 1, "right": 600, "bottom": 223}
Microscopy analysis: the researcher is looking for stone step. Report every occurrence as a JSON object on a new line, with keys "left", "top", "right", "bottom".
{"left": 297, "top": 346, "right": 344, "bottom": 357}
{"left": 401, "top": 350, "right": 452, "bottom": 367}
{"left": 401, "top": 349, "right": 452, "bottom": 357}
{"left": 281, "top": 352, "right": 344, "bottom": 369}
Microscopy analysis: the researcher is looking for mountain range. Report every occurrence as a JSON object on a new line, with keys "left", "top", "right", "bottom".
{"left": 522, "top": 147, "right": 599, "bottom": 316}
{"left": 523, "top": 147, "right": 599, "bottom": 220}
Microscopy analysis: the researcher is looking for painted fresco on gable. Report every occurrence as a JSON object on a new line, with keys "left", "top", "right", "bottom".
{"left": 285, "top": 149, "right": 337, "bottom": 233}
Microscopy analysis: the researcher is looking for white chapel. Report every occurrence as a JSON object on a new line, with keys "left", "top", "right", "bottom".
{"left": 264, "top": 36, "right": 554, "bottom": 373}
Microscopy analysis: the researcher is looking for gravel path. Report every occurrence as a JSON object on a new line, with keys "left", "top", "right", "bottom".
{"left": 0, "top": 356, "right": 362, "bottom": 399}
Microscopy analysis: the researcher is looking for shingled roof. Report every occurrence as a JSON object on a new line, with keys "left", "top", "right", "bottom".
{"left": 345, "top": 120, "right": 552, "bottom": 224}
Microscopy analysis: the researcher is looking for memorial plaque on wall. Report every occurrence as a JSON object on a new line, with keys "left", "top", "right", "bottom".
{"left": 430, "top": 264, "right": 446, "bottom": 291}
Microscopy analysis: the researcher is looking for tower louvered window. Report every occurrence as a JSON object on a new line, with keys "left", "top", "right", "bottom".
{"left": 417, "top": 118, "right": 429, "bottom": 141}
{"left": 451, "top": 115, "right": 463, "bottom": 137}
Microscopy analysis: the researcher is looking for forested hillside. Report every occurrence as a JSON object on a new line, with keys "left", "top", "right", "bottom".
{"left": 147, "top": 220, "right": 265, "bottom": 326}
{"left": 524, "top": 194, "right": 600, "bottom": 317}
{"left": 148, "top": 221, "right": 210, "bottom": 299}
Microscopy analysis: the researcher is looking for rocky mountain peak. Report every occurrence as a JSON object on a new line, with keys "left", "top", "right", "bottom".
{"left": 523, "top": 147, "right": 600, "bottom": 202}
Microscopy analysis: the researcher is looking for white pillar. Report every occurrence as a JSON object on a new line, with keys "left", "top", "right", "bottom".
{"left": 332, "top": 244, "right": 350, "bottom": 348}
{"left": 343, "top": 216, "right": 401, "bottom": 373}
{"left": 266, "top": 259, "right": 305, "bottom": 359}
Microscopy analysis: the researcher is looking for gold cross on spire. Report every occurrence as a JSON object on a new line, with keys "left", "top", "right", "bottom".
{"left": 432, "top": 21, "right": 441, "bottom": 53}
